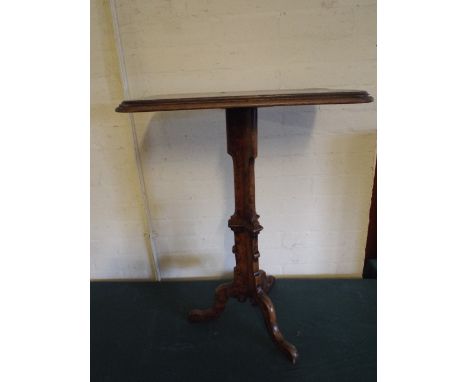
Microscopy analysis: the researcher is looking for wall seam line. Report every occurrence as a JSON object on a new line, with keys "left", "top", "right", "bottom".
{"left": 109, "top": 0, "right": 161, "bottom": 281}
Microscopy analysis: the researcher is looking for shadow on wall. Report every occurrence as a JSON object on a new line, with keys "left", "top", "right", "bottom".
{"left": 135, "top": 106, "right": 320, "bottom": 279}
{"left": 158, "top": 254, "right": 203, "bottom": 270}
{"left": 135, "top": 106, "right": 376, "bottom": 278}
{"left": 138, "top": 109, "right": 231, "bottom": 279}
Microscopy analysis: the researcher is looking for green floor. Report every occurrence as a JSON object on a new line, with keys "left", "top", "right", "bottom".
{"left": 91, "top": 279, "right": 376, "bottom": 382}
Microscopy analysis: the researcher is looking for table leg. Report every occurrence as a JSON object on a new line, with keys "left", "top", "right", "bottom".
{"left": 188, "top": 107, "right": 298, "bottom": 363}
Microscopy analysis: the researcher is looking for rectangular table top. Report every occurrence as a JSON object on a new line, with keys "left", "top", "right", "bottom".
{"left": 116, "top": 88, "right": 373, "bottom": 113}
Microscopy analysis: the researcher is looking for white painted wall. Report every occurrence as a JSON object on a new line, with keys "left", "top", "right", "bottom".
{"left": 91, "top": 0, "right": 376, "bottom": 279}
{"left": 91, "top": 0, "right": 153, "bottom": 279}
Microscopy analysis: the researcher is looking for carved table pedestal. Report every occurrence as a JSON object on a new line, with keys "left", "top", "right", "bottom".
{"left": 117, "top": 89, "right": 373, "bottom": 363}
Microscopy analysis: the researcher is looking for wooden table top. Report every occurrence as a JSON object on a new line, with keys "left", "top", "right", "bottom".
{"left": 116, "top": 88, "right": 373, "bottom": 113}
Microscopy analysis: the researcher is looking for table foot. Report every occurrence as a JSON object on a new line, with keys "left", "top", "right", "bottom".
{"left": 256, "top": 289, "right": 299, "bottom": 364}
{"left": 188, "top": 282, "right": 232, "bottom": 322}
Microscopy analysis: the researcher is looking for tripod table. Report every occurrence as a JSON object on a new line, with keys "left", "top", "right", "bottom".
{"left": 116, "top": 89, "right": 373, "bottom": 363}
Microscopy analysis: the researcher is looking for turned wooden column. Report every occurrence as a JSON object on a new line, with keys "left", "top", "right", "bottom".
{"left": 226, "top": 108, "right": 262, "bottom": 294}
{"left": 116, "top": 88, "right": 373, "bottom": 364}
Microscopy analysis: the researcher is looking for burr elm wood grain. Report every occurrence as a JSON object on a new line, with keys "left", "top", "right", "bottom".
{"left": 188, "top": 108, "right": 298, "bottom": 362}
{"left": 115, "top": 89, "right": 373, "bottom": 363}
{"left": 115, "top": 88, "right": 372, "bottom": 113}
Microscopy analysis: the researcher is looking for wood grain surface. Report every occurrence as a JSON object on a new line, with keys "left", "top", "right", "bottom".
{"left": 116, "top": 88, "right": 373, "bottom": 113}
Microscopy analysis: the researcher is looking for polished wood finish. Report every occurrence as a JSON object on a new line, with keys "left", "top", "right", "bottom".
{"left": 188, "top": 108, "right": 298, "bottom": 363}
{"left": 116, "top": 88, "right": 372, "bottom": 113}
{"left": 116, "top": 88, "right": 373, "bottom": 363}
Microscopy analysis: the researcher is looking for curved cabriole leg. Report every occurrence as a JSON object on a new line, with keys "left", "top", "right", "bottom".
{"left": 188, "top": 282, "right": 232, "bottom": 322}
{"left": 251, "top": 272, "right": 275, "bottom": 305}
{"left": 256, "top": 290, "right": 299, "bottom": 364}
